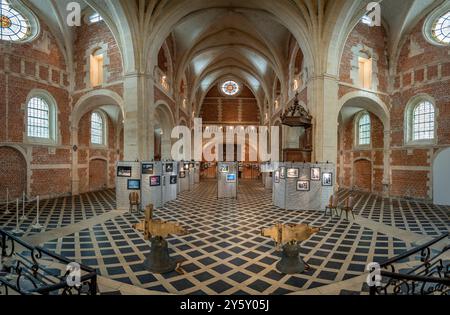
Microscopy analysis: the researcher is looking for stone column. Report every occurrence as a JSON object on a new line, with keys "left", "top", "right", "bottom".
{"left": 71, "top": 126, "right": 80, "bottom": 195}
{"left": 307, "top": 74, "right": 339, "bottom": 164}
{"left": 382, "top": 129, "right": 391, "bottom": 196}
{"left": 123, "top": 73, "right": 149, "bottom": 161}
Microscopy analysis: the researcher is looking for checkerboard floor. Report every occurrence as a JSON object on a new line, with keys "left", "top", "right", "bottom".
{"left": 337, "top": 189, "right": 450, "bottom": 237}
{"left": 28, "top": 181, "right": 434, "bottom": 295}
{"left": 2, "top": 182, "right": 448, "bottom": 295}
{"left": 0, "top": 190, "right": 115, "bottom": 237}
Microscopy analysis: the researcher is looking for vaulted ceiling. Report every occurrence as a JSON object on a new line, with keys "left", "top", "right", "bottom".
{"left": 21, "top": 0, "right": 446, "bottom": 108}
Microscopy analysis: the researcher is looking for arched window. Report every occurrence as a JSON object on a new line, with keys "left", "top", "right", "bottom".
{"left": 405, "top": 97, "right": 436, "bottom": 144}
{"left": 424, "top": 3, "right": 450, "bottom": 46}
{"left": 91, "top": 111, "right": 105, "bottom": 145}
{"left": 357, "top": 112, "right": 371, "bottom": 146}
{"left": 27, "top": 93, "right": 57, "bottom": 143}
{"left": 412, "top": 101, "right": 435, "bottom": 141}
{"left": 0, "top": 0, "right": 31, "bottom": 42}
{"left": 431, "top": 11, "right": 450, "bottom": 45}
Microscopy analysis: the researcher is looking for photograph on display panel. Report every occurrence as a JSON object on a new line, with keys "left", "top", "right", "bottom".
{"left": 127, "top": 179, "right": 141, "bottom": 190}
{"left": 142, "top": 163, "right": 154, "bottom": 175}
{"left": 287, "top": 168, "right": 299, "bottom": 178}
{"left": 297, "top": 180, "right": 310, "bottom": 191}
{"left": 311, "top": 167, "right": 321, "bottom": 181}
{"left": 150, "top": 176, "right": 161, "bottom": 187}
{"left": 165, "top": 163, "right": 174, "bottom": 173}
{"left": 322, "top": 172, "right": 333, "bottom": 186}
{"left": 279, "top": 167, "right": 286, "bottom": 179}
{"left": 117, "top": 166, "right": 132, "bottom": 177}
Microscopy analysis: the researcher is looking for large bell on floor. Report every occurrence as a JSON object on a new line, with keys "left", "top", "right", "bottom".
{"left": 144, "top": 237, "right": 177, "bottom": 274}
{"left": 276, "top": 242, "right": 306, "bottom": 274}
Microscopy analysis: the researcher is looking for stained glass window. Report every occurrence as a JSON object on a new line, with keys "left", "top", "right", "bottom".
{"left": 27, "top": 97, "right": 50, "bottom": 139}
{"left": 358, "top": 113, "right": 371, "bottom": 146}
{"left": 91, "top": 112, "right": 104, "bottom": 145}
{"left": 0, "top": 0, "right": 31, "bottom": 42}
{"left": 432, "top": 11, "right": 450, "bottom": 44}
{"left": 221, "top": 81, "right": 240, "bottom": 96}
{"left": 413, "top": 101, "right": 435, "bottom": 141}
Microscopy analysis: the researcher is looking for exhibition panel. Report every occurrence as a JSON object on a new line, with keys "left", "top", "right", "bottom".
{"left": 141, "top": 162, "right": 164, "bottom": 209}
{"left": 217, "top": 162, "right": 239, "bottom": 199}
{"left": 116, "top": 162, "right": 142, "bottom": 210}
{"left": 273, "top": 163, "right": 335, "bottom": 211}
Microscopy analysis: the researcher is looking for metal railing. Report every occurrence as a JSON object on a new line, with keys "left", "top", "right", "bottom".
{"left": 0, "top": 229, "right": 97, "bottom": 295}
{"left": 370, "top": 233, "right": 449, "bottom": 295}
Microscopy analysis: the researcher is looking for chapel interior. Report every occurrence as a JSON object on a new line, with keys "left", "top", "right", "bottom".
{"left": 0, "top": 0, "right": 449, "bottom": 296}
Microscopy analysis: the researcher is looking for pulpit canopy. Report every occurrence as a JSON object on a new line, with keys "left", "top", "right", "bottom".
{"left": 280, "top": 93, "right": 312, "bottom": 127}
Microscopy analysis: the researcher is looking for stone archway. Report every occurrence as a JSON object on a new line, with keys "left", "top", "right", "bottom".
{"left": 337, "top": 92, "right": 390, "bottom": 195}
{"left": 433, "top": 148, "right": 450, "bottom": 206}
{"left": 0, "top": 146, "right": 27, "bottom": 199}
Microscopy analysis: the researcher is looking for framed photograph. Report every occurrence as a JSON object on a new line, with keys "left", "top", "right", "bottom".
{"left": 184, "top": 163, "right": 190, "bottom": 170}
{"left": 219, "top": 165, "right": 229, "bottom": 173}
{"left": 322, "top": 172, "right": 333, "bottom": 186}
{"left": 141, "top": 163, "right": 154, "bottom": 175}
{"left": 279, "top": 167, "right": 286, "bottom": 179}
{"left": 165, "top": 163, "right": 174, "bottom": 173}
{"left": 297, "top": 180, "right": 310, "bottom": 191}
{"left": 189, "top": 163, "right": 195, "bottom": 169}
{"left": 179, "top": 171, "right": 186, "bottom": 178}
{"left": 287, "top": 168, "right": 299, "bottom": 178}
{"left": 127, "top": 179, "right": 140, "bottom": 190}
{"left": 170, "top": 175, "right": 177, "bottom": 185}
{"left": 117, "top": 166, "right": 132, "bottom": 177}
{"left": 226, "top": 174, "right": 237, "bottom": 183}
{"left": 274, "top": 170, "right": 280, "bottom": 183}
{"left": 311, "top": 167, "right": 321, "bottom": 181}
{"left": 150, "top": 176, "right": 161, "bottom": 187}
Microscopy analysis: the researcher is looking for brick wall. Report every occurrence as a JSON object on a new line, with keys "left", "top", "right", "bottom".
{"left": 338, "top": 113, "right": 384, "bottom": 193}
{"left": 0, "top": 147, "right": 27, "bottom": 199}
{"left": 338, "top": 16, "right": 450, "bottom": 200}
{"left": 200, "top": 85, "right": 260, "bottom": 124}
{"left": 0, "top": 16, "right": 123, "bottom": 198}
{"left": 89, "top": 159, "right": 108, "bottom": 191}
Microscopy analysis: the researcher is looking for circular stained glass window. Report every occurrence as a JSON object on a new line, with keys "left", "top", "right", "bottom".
{"left": 221, "top": 81, "right": 240, "bottom": 96}
{"left": 432, "top": 11, "right": 450, "bottom": 44}
{"left": 0, "top": 0, "right": 31, "bottom": 42}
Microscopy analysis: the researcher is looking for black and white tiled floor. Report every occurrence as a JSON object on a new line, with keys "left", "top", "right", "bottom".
{"left": 0, "top": 190, "right": 115, "bottom": 236}
{"left": 1, "top": 182, "right": 448, "bottom": 295}
{"left": 337, "top": 189, "right": 450, "bottom": 237}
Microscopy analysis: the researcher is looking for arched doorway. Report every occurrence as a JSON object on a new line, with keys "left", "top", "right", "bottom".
{"left": 0, "top": 146, "right": 27, "bottom": 199}
{"left": 353, "top": 159, "right": 372, "bottom": 192}
{"left": 433, "top": 148, "right": 450, "bottom": 206}
{"left": 89, "top": 159, "right": 108, "bottom": 192}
